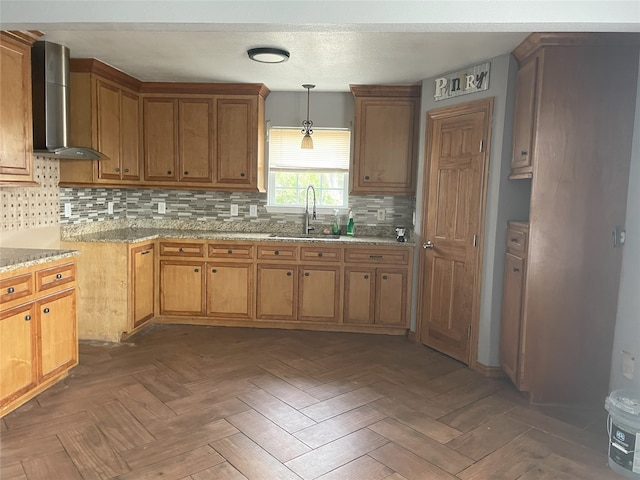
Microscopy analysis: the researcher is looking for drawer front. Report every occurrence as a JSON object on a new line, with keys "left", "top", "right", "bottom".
{"left": 159, "top": 242, "right": 206, "bottom": 257}
{"left": 0, "top": 273, "right": 33, "bottom": 306}
{"left": 300, "top": 246, "right": 343, "bottom": 263}
{"left": 208, "top": 243, "right": 255, "bottom": 259}
{"left": 344, "top": 248, "right": 410, "bottom": 265}
{"left": 36, "top": 262, "right": 76, "bottom": 292}
{"left": 506, "top": 227, "right": 527, "bottom": 256}
{"left": 257, "top": 245, "right": 298, "bottom": 261}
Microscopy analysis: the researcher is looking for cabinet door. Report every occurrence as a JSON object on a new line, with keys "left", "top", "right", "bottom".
{"left": 179, "top": 98, "right": 213, "bottom": 183}
{"left": 500, "top": 253, "right": 525, "bottom": 386}
{"left": 159, "top": 260, "right": 205, "bottom": 316}
{"left": 298, "top": 266, "right": 341, "bottom": 323}
{"left": 0, "top": 304, "right": 37, "bottom": 407}
{"left": 352, "top": 98, "right": 417, "bottom": 193}
{"left": 256, "top": 264, "right": 296, "bottom": 320}
{"left": 144, "top": 97, "right": 178, "bottom": 181}
{"left": 96, "top": 79, "right": 122, "bottom": 180}
{"left": 511, "top": 54, "right": 539, "bottom": 174}
{"left": 207, "top": 263, "right": 253, "bottom": 319}
{"left": 343, "top": 267, "right": 375, "bottom": 324}
{"left": 215, "top": 97, "right": 255, "bottom": 187}
{"left": 0, "top": 34, "right": 33, "bottom": 180}
{"left": 375, "top": 268, "right": 407, "bottom": 326}
{"left": 132, "top": 244, "right": 155, "bottom": 328}
{"left": 39, "top": 289, "right": 77, "bottom": 380}
{"left": 120, "top": 90, "right": 141, "bottom": 180}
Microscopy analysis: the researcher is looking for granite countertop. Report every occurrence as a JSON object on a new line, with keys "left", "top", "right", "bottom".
{"left": 61, "top": 228, "right": 414, "bottom": 246}
{"left": 0, "top": 248, "right": 80, "bottom": 274}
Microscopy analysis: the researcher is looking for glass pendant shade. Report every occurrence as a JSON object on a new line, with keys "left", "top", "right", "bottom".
{"left": 301, "top": 133, "right": 313, "bottom": 149}
{"left": 301, "top": 84, "right": 315, "bottom": 149}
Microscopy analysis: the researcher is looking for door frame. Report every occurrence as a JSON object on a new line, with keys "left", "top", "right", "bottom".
{"left": 415, "top": 97, "right": 494, "bottom": 369}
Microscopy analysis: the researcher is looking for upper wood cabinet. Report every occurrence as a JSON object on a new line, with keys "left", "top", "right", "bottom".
{"left": 350, "top": 85, "right": 420, "bottom": 194}
{"left": 0, "top": 31, "right": 40, "bottom": 185}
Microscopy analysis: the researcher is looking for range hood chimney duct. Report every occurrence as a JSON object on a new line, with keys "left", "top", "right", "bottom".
{"left": 31, "top": 41, "right": 105, "bottom": 160}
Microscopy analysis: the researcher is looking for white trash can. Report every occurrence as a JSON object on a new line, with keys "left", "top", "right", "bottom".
{"left": 606, "top": 389, "right": 640, "bottom": 479}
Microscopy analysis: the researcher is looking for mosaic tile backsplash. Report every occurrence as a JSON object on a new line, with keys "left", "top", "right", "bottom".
{"left": 0, "top": 157, "right": 60, "bottom": 231}
{"left": 59, "top": 187, "right": 415, "bottom": 237}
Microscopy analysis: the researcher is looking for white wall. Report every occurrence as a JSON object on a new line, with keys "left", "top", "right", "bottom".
{"left": 610, "top": 53, "right": 640, "bottom": 392}
{"left": 413, "top": 53, "right": 530, "bottom": 366}
{"left": 265, "top": 91, "right": 353, "bottom": 128}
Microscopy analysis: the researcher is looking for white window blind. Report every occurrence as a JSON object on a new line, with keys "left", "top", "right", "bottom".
{"left": 269, "top": 127, "right": 351, "bottom": 171}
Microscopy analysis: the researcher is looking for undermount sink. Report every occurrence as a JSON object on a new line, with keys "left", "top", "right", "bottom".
{"left": 267, "top": 234, "right": 343, "bottom": 240}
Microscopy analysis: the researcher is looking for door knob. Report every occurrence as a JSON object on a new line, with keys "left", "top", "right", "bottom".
{"left": 423, "top": 241, "right": 435, "bottom": 249}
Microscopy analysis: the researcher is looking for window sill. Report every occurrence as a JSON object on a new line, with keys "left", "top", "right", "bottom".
{"left": 265, "top": 205, "right": 350, "bottom": 216}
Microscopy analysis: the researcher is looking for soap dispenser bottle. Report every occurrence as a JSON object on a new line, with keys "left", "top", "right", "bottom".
{"left": 346, "top": 210, "right": 354, "bottom": 236}
{"left": 332, "top": 209, "right": 340, "bottom": 235}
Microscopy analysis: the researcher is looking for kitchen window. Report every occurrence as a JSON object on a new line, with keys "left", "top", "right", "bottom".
{"left": 267, "top": 127, "right": 351, "bottom": 213}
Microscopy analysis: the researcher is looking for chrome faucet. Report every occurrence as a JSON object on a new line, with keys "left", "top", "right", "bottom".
{"left": 304, "top": 185, "right": 317, "bottom": 235}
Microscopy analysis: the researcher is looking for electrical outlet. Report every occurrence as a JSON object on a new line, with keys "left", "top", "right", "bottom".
{"left": 107, "top": 202, "right": 114, "bottom": 214}
{"left": 158, "top": 202, "right": 166, "bottom": 214}
{"left": 250, "top": 205, "right": 258, "bottom": 217}
{"left": 622, "top": 351, "right": 635, "bottom": 380}
{"left": 377, "top": 209, "right": 386, "bottom": 221}
{"left": 64, "top": 203, "right": 72, "bottom": 218}
{"left": 230, "top": 204, "right": 239, "bottom": 216}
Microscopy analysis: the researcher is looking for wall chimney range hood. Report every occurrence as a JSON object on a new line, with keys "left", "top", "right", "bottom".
{"left": 31, "top": 41, "right": 105, "bottom": 160}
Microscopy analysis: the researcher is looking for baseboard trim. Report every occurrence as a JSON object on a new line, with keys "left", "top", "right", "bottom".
{"left": 474, "top": 361, "right": 507, "bottom": 379}
{"left": 407, "top": 330, "right": 418, "bottom": 343}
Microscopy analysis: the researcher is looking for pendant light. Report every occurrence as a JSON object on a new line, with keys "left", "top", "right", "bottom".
{"left": 301, "top": 84, "right": 315, "bottom": 149}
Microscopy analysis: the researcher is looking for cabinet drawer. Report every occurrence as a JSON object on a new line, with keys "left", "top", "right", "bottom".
{"left": 257, "top": 245, "right": 298, "bottom": 261}
{"left": 0, "top": 273, "right": 33, "bottom": 306}
{"left": 36, "top": 262, "right": 76, "bottom": 292}
{"left": 506, "top": 225, "right": 528, "bottom": 257}
{"left": 159, "top": 242, "right": 205, "bottom": 257}
{"left": 300, "top": 246, "right": 342, "bottom": 262}
{"left": 208, "top": 243, "right": 254, "bottom": 259}
{"left": 344, "top": 248, "right": 409, "bottom": 265}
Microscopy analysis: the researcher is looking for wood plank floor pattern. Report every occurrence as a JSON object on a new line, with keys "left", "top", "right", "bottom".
{"left": 0, "top": 325, "right": 620, "bottom": 479}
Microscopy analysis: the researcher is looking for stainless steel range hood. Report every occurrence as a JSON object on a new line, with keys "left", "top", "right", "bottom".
{"left": 31, "top": 41, "right": 105, "bottom": 160}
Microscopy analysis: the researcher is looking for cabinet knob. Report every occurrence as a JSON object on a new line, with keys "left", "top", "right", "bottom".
{"left": 286, "top": 271, "right": 292, "bottom": 276}
{"left": 184, "top": 171, "right": 189, "bottom": 175}
{"left": 240, "top": 173, "right": 245, "bottom": 177}
{"left": 227, "top": 249, "right": 233, "bottom": 254}
{"left": 274, "top": 250, "right": 279, "bottom": 255}
{"left": 115, "top": 167, "right": 120, "bottom": 172}
{"left": 167, "top": 170, "right": 172, "bottom": 175}
{"left": 364, "top": 175, "right": 370, "bottom": 180}
{"left": 179, "top": 247, "right": 184, "bottom": 252}
{"left": 55, "top": 273, "right": 63, "bottom": 279}
{"left": 8, "top": 287, "right": 15, "bottom": 294}
{"left": 520, "top": 150, "right": 528, "bottom": 156}
{"left": 124, "top": 168, "right": 129, "bottom": 173}
{"left": 382, "top": 275, "right": 388, "bottom": 280}
{"left": 211, "top": 269, "right": 217, "bottom": 273}
{"left": 364, "top": 274, "right": 369, "bottom": 279}
{"left": 318, "top": 252, "right": 323, "bottom": 257}
{"left": 43, "top": 307, "right": 50, "bottom": 314}
{"left": 511, "top": 238, "right": 519, "bottom": 243}
{"left": 305, "top": 272, "right": 310, "bottom": 277}
{"left": 25, "top": 315, "right": 31, "bottom": 321}
{"left": 194, "top": 268, "right": 200, "bottom": 272}
{"left": 513, "top": 267, "right": 520, "bottom": 273}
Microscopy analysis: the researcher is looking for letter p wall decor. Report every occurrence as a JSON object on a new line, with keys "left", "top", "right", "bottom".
{"left": 434, "top": 62, "right": 491, "bottom": 101}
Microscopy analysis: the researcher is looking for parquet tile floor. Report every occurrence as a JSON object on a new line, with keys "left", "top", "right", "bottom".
{"left": 0, "top": 325, "right": 621, "bottom": 479}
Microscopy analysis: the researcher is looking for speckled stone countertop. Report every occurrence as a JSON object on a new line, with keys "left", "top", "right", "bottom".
{"left": 0, "top": 248, "right": 80, "bottom": 274}
{"left": 61, "top": 228, "right": 415, "bottom": 246}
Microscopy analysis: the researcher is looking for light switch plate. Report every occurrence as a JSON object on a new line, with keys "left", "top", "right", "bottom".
{"left": 64, "top": 203, "right": 72, "bottom": 218}
{"left": 622, "top": 350, "right": 635, "bottom": 380}
{"left": 158, "top": 202, "right": 166, "bottom": 214}
{"left": 230, "top": 204, "right": 239, "bottom": 216}
{"left": 250, "top": 205, "right": 258, "bottom": 217}
{"left": 377, "top": 209, "right": 386, "bottom": 221}
{"left": 107, "top": 201, "right": 114, "bottom": 214}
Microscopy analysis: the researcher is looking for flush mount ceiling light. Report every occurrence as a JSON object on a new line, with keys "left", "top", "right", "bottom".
{"left": 247, "top": 47, "right": 290, "bottom": 64}
{"left": 301, "top": 84, "right": 315, "bottom": 149}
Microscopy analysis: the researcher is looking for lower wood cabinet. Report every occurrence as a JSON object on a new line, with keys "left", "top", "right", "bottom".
{"left": 159, "top": 260, "right": 206, "bottom": 316}
{"left": 0, "top": 258, "right": 78, "bottom": 417}
{"left": 298, "top": 265, "right": 340, "bottom": 322}
{"left": 207, "top": 262, "right": 253, "bottom": 319}
{"left": 256, "top": 264, "right": 297, "bottom": 320}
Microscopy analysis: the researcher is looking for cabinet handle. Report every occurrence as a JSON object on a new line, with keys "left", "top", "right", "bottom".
{"left": 520, "top": 150, "right": 528, "bottom": 156}
{"left": 43, "top": 307, "right": 50, "bottom": 314}
{"left": 124, "top": 168, "right": 129, "bottom": 173}
{"left": 211, "top": 269, "right": 217, "bottom": 273}
{"left": 364, "top": 175, "right": 370, "bottom": 180}
{"left": 55, "top": 273, "right": 63, "bottom": 279}
{"left": 511, "top": 238, "right": 519, "bottom": 243}
{"left": 274, "top": 250, "right": 279, "bottom": 255}
{"left": 382, "top": 275, "right": 388, "bottom": 280}
{"left": 194, "top": 268, "right": 200, "bottom": 272}
{"left": 227, "top": 249, "right": 233, "bottom": 254}
{"left": 513, "top": 267, "right": 520, "bottom": 273}
{"left": 240, "top": 173, "right": 245, "bottom": 177}
{"left": 364, "top": 274, "right": 369, "bottom": 279}
{"left": 115, "top": 167, "right": 120, "bottom": 172}
{"left": 25, "top": 315, "right": 31, "bottom": 321}
{"left": 369, "top": 255, "right": 383, "bottom": 259}
{"left": 286, "top": 271, "right": 292, "bottom": 276}
{"left": 7, "top": 287, "right": 14, "bottom": 294}
{"left": 317, "top": 252, "right": 323, "bottom": 257}
{"left": 141, "top": 250, "right": 151, "bottom": 255}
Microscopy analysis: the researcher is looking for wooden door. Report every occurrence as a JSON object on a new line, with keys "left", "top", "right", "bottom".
{"left": 144, "top": 97, "right": 178, "bottom": 181}
{"left": 256, "top": 264, "right": 296, "bottom": 320}
{"left": 96, "top": 80, "right": 122, "bottom": 179}
{"left": 39, "top": 289, "right": 77, "bottom": 380}
{"left": 215, "top": 97, "right": 254, "bottom": 187}
{"left": 419, "top": 98, "right": 493, "bottom": 365}
{"left": 179, "top": 98, "right": 213, "bottom": 183}
{"left": 375, "top": 269, "right": 407, "bottom": 326}
{"left": 511, "top": 54, "right": 540, "bottom": 174}
{"left": 0, "top": 34, "right": 33, "bottom": 180}
{"left": 343, "top": 267, "right": 375, "bottom": 324}
{"left": 207, "top": 263, "right": 253, "bottom": 319}
{"left": 0, "top": 304, "right": 37, "bottom": 406}
{"left": 131, "top": 243, "right": 155, "bottom": 328}
{"left": 298, "top": 266, "right": 340, "bottom": 323}
{"left": 499, "top": 253, "right": 525, "bottom": 385}
{"left": 120, "top": 90, "right": 141, "bottom": 180}
{"left": 159, "top": 260, "right": 205, "bottom": 316}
